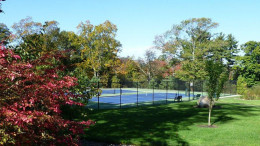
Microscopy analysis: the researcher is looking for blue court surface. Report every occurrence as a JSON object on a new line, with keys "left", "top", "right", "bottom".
{"left": 90, "top": 92, "right": 193, "bottom": 104}
{"left": 101, "top": 89, "right": 137, "bottom": 94}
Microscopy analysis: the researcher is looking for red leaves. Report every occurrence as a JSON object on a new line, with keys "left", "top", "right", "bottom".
{"left": 66, "top": 100, "right": 84, "bottom": 106}
{"left": 13, "top": 55, "right": 21, "bottom": 60}
{"left": 0, "top": 48, "right": 93, "bottom": 145}
{"left": 9, "top": 73, "right": 16, "bottom": 81}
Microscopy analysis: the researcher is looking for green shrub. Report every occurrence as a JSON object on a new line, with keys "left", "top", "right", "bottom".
{"left": 237, "top": 75, "right": 248, "bottom": 95}
{"left": 243, "top": 85, "right": 260, "bottom": 100}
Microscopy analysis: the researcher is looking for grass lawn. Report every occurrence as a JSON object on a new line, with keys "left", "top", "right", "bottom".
{"left": 81, "top": 97, "right": 260, "bottom": 146}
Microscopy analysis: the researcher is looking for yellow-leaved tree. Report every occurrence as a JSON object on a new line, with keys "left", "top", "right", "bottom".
{"left": 77, "top": 20, "right": 121, "bottom": 83}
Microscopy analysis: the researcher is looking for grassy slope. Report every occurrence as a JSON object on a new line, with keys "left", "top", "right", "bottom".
{"left": 82, "top": 97, "right": 260, "bottom": 146}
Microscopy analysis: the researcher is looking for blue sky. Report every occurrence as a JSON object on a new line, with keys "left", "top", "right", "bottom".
{"left": 1, "top": 0, "right": 260, "bottom": 58}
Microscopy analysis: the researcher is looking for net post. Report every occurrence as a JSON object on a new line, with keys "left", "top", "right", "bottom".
{"left": 153, "top": 81, "right": 154, "bottom": 105}
{"left": 188, "top": 81, "right": 191, "bottom": 101}
{"left": 166, "top": 81, "right": 168, "bottom": 104}
{"left": 178, "top": 79, "right": 179, "bottom": 96}
{"left": 114, "top": 86, "right": 115, "bottom": 94}
{"left": 136, "top": 82, "right": 139, "bottom": 107}
{"left": 119, "top": 82, "right": 121, "bottom": 109}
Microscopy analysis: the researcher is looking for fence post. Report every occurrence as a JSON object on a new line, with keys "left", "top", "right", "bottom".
{"left": 193, "top": 81, "right": 195, "bottom": 100}
{"left": 166, "top": 81, "right": 168, "bottom": 103}
{"left": 137, "top": 82, "right": 139, "bottom": 107}
{"left": 98, "top": 81, "right": 100, "bottom": 110}
{"left": 189, "top": 81, "right": 191, "bottom": 101}
{"left": 114, "top": 87, "right": 116, "bottom": 94}
{"left": 120, "top": 82, "right": 122, "bottom": 109}
{"left": 153, "top": 81, "right": 154, "bottom": 105}
{"left": 177, "top": 79, "right": 179, "bottom": 96}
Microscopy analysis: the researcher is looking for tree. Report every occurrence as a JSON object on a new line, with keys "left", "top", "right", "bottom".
{"left": 0, "top": 48, "right": 94, "bottom": 145}
{"left": 135, "top": 49, "right": 156, "bottom": 83}
{"left": 12, "top": 17, "right": 103, "bottom": 94}
{"left": 225, "top": 34, "right": 238, "bottom": 74}
{"left": 115, "top": 57, "right": 138, "bottom": 83}
{"left": 0, "top": 23, "right": 11, "bottom": 46}
{"left": 111, "top": 75, "right": 121, "bottom": 88}
{"left": 154, "top": 18, "right": 219, "bottom": 82}
{"left": 154, "top": 18, "right": 237, "bottom": 102}
{"left": 207, "top": 33, "right": 238, "bottom": 78}
{"left": 236, "top": 75, "right": 248, "bottom": 95}
{"left": 205, "top": 60, "right": 227, "bottom": 126}
{"left": 135, "top": 49, "right": 175, "bottom": 86}
{"left": 77, "top": 20, "right": 121, "bottom": 80}
{"left": 234, "top": 41, "right": 260, "bottom": 87}
{"left": 12, "top": 17, "right": 62, "bottom": 61}
{"left": 12, "top": 17, "right": 42, "bottom": 40}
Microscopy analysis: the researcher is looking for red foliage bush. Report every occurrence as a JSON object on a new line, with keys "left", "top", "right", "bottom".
{"left": 0, "top": 47, "right": 94, "bottom": 145}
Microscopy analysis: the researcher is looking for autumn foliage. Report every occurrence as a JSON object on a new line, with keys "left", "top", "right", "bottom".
{"left": 0, "top": 47, "right": 94, "bottom": 145}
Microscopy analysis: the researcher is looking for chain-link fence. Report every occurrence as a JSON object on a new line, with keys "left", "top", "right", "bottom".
{"left": 86, "top": 80, "right": 237, "bottom": 109}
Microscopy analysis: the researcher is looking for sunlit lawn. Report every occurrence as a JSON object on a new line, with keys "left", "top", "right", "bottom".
{"left": 80, "top": 97, "right": 260, "bottom": 145}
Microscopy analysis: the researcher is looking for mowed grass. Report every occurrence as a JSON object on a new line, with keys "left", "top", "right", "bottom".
{"left": 82, "top": 97, "right": 260, "bottom": 146}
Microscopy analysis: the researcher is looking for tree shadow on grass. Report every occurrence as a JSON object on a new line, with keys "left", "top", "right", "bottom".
{"left": 81, "top": 101, "right": 260, "bottom": 145}
{"left": 211, "top": 103, "right": 260, "bottom": 125}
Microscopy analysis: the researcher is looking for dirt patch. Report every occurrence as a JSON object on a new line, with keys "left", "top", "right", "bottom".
{"left": 198, "top": 125, "right": 218, "bottom": 128}
{"left": 193, "top": 105, "right": 222, "bottom": 109}
{"left": 213, "top": 105, "right": 222, "bottom": 109}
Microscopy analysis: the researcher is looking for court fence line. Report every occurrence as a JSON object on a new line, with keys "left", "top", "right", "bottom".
{"left": 86, "top": 80, "right": 237, "bottom": 110}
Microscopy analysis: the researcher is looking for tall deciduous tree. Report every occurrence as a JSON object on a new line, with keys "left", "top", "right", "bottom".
{"left": 12, "top": 17, "right": 42, "bottom": 40}
{"left": 115, "top": 57, "right": 141, "bottom": 83}
{"left": 77, "top": 20, "right": 121, "bottom": 80}
{"left": 136, "top": 49, "right": 174, "bottom": 84}
{"left": 136, "top": 50, "right": 157, "bottom": 83}
{"left": 12, "top": 17, "right": 62, "bottom": 60}
{"left": 12, "top": 17, "right": 94, "bottom": 96}
{"left": 12, "top": 17, "right": 72, "bottom": 55}
{"left": 154, "top": 18, "right": 236, "bottom": 84}
{"left": 154, "top": 18, "right": 219, "bottom": 82}
{"left": 0, "top": 23, "right": 11, "bottom": 46}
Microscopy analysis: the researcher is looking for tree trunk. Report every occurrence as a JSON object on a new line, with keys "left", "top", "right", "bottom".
{"left": 208, "top": 101, "right": 212, "bottom": 126}
{"left": 192, "top": 40, "right": 195, "bottom": 61}
{"left": 93, "top": 69, "right": 99, "bottom": 77}
{"left": 93, "top": 70, "right": 97, "bottom": 77}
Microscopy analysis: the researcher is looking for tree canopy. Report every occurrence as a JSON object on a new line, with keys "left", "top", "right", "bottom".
{"left": 154, "top": 18, "right": 238, "bottom": 82}
{"left": 234, "top": 41, "right": 260, "bottom": 86}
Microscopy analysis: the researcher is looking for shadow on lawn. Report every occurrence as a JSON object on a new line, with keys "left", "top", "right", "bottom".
{"left": 81, "top": 102, "right": 260, "bottom": 145}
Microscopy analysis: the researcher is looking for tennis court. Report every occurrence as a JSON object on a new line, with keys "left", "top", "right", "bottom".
{"left": 86, "top": 80, "right": 236, "bottom": 109}
{"left": 90, "top": 92, "right": 190, "bottom": 104}
{"left": 87, "top": 88, "right": 203, "bottom": 109}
